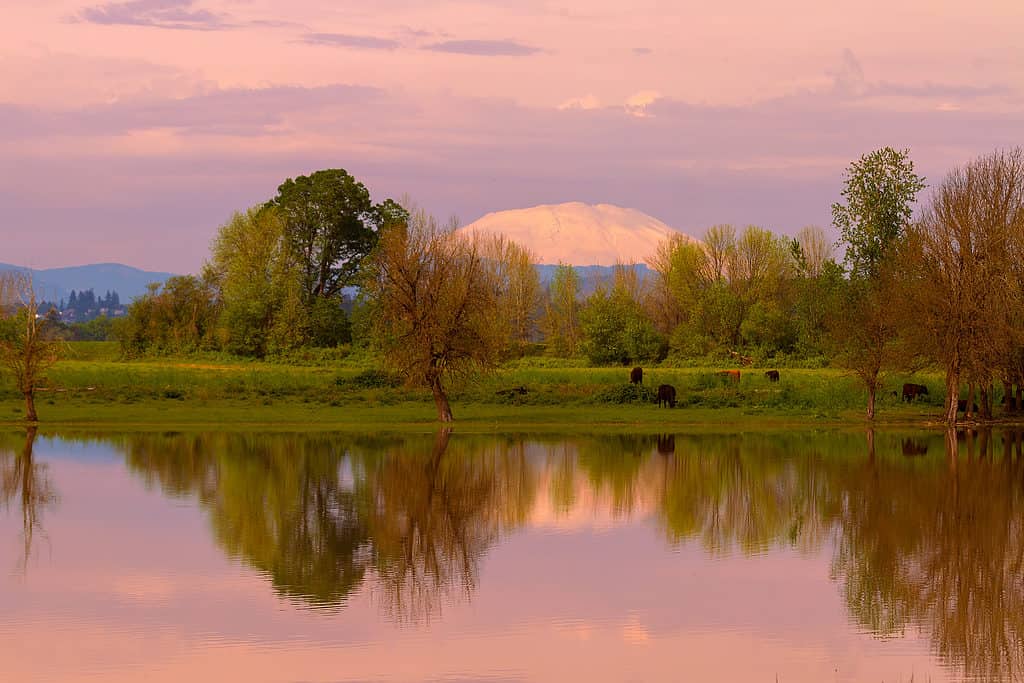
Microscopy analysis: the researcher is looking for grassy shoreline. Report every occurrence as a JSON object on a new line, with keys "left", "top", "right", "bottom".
{"left": 1, "top": 343, "right": 1013, "bottom": 431}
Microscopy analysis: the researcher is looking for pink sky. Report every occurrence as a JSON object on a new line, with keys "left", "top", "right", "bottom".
{"left": 2, "top": 0, "right": 1022, "bottom": 272}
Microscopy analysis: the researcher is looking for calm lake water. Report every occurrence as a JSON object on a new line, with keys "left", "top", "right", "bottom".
{"left": 2, "top": 428, "right": 1023, "bottom": 682}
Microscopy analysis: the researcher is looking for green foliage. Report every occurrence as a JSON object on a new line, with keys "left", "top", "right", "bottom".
{"left": 271, "top": 169, "right": 407, "bottom": 300}
{"left": 208, "top": 207, "right": 308, "bottom": 357}
{"left": 832, "top": 147, "right": 926, "bottom": 279}
{"left": 336, "top": 369, "right": 401, "bottom": 390}
{"left": 116, "top": 276, "right": 220, "bottom": 357}
{"left": 307, "top": 296, "right": 351, "bottom": 348}
{"left": 592, "top": 382, "right": 658, "bottom": 404}
{"left": 542, "top": 264, "right": 582, "bottom": 357}
{"left": 580, "top": 271, "right": 665, "bottom": 366}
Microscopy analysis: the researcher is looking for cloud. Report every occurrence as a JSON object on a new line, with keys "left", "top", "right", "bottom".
{"left": 558, "top": 95, "right": 601, "bottom": 111}
{"left": 77, "top": 0, "right": 230, "bottom": 31}
{"left": 625, "top": 90, "right": 662, "bottom": 117}
{"left": 0, "top": 83, "right": 385, "bottom": 138}
{"left": 632, "top": 47, "right": 653, "bottom": 56}
{"left": 301, "top": 33, "right": 401, "bottom": 50}
{"left": 424, "top": 39, "right": 540, "bottom": 56}
{"left": 828, "top": 48, "right": 866, "bottom": 96}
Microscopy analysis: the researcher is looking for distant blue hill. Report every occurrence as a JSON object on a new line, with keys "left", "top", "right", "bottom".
{"left": 536, "top": 263, "right": 654, "bottom": 294}
{"left": 0, "top": 262, "right": 178, "bottom": 303}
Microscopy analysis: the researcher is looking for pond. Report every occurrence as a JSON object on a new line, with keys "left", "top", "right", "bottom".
{"left": 1, "top": 428, "right": 1022, "bottom": 682}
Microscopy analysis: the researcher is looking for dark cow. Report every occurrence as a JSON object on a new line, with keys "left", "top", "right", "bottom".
{"left": 630, "top": 366, "right": 643, "bottom": 385}
{"left": 765, "top": 370, "right": 780, "bottom": 382}
{"left": 957, "top": 399, "right": 979, "bottom": 413}
{"left": 717, "top": 370, "right": 741, "bottom": 384}
{"left": 901, "top": 439, "right": 929, "bottom": 457}
{"left": 657, "top": 384, "right": 677, "bottom": 408}
{"left": 901, "top": 383, "right": 929, "bottom": 402}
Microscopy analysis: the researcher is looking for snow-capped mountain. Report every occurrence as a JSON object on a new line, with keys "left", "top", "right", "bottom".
{"left": 458, "top": 202, "right": 697, "bottom": 266}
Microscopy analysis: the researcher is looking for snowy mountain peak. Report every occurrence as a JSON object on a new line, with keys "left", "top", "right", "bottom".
{"left": 458, "top": 202, "right": 697, "bottom": 266}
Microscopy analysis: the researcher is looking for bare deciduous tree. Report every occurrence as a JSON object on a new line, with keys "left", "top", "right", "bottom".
{"left": 0, "top": 273, "right": 60, "bottom": 422}
{"left": 795, "top": 225, "right": 835, "bottom": 278}
{"left": 485, "top": 235, "right": 541, "bottom": 347}
{"left": 906, "top": 148, "right": 1024, "bottom": 423}
{"left": 362, "top": 209, "right": 506, "bottom": 422}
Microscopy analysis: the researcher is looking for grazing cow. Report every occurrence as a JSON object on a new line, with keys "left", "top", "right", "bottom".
{"left": 717, "top": 370, "right": 741, "bottom": 384}
{"left": 657, "top": 384, "right": 677, "bottom": 408}
{"left": 901, "top": 439, "right": 929, "bottom": 457}
{"left": 901, "top": 383, "right": 929, "bottom": 402}
{"left": 765, "top": 370, "right": 780, "bottom": 382}
{"left": 957, "top": 399, "right": 979, "bottom": 413}
{"left": 630, "top": 366, "right": 643, "bottom": 385}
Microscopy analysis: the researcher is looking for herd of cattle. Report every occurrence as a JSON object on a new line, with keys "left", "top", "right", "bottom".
{"left": 630, "top": 366, "right": 781, "bottom": 409}
{"left": 630, "top": 369, "right": 978, "bottom": 413}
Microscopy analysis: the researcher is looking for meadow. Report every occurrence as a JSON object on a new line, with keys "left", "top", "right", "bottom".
{"left": 0, "top": 342, "right": 964, "bottom": 428}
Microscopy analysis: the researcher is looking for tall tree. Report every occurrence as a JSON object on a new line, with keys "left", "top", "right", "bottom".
{"left": 485, "top": 235, "right": 541, "bottom": 348}
{"left": 830, "top": 148, "right": 925, "bottom": 419}
{"left": 0, "top": 274, "right": 61, "bottom": 422}
{"left": 271, "top": 169, "right": 407, "bottom": 301}
{"left": 832, "top": 147, "right": 926, "bottom": 279}
{"left": 206, "top": 206, "right": 307, "bottom": 356}
{"left": 541, "top": 264, "right": 582, "bottom": 357}
{"left": 905, "top": 148, "right": 1024, "bottom": 423}
{"left": 361, "top": 209, "right": 506, "bottom": 422}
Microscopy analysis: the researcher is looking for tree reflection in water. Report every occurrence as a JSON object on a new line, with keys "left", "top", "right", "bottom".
{"left": 122, "top": 429, "right": 535, "bottom": 622}
{"left": 0, "top": 428, "right": 57, "bottom": 570}
{"left": 78, "top": 428, "right": 1024, "bottom": 677}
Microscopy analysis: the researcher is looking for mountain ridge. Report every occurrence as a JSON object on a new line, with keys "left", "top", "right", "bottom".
{"left": 0, "top": 262, "right": 177, "bottom": 302}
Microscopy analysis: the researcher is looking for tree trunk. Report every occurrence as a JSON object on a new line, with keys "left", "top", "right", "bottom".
{"left": 1017, "top": 384, "right": 1023, "bottom": 414}
{"left": 430, "top": 377, "right": 454, "bottom": 423}
{"left": 944, "top": 365, "right": 960, "bottom": 425}
{"left": 1003, "top": 380, "right": 1015, "bottom": 413}
{"left": 966, "top": 383, "right": 976, "bottom": 420}
{"left": 24, "top": 391, "right": 38, "bottom": 423}
{"left": 866, "top": 384, "right": 876, "bottom": 421}
{"left": 980, "top": 384, "right": 992, "bottom": 420}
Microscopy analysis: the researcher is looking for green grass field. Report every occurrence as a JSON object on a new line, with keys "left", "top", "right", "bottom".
{"left": 0, "top": 341, "right": 973, "bottom": 428}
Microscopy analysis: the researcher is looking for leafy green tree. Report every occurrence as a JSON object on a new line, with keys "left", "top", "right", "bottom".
{"left": 832, "top": 147, "right": 926, "bottom": 279}
{"left": 271, "top": 169, "right": 407, "bottom": 301}
{"left": 116, "top": 276, "right": 219, "bottom": 356}
{"left": 580, "top": 267, "right": 663, "bottom": 366}
{"left": 829, "top": 148, "right": 925, "bottom": 419}
{"left": 207, "top": 206, "right": 307, "bottom": 356}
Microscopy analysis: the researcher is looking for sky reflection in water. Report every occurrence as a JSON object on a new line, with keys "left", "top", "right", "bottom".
{"left": 1, "top": 428, "right": 1022, "bottom": 682}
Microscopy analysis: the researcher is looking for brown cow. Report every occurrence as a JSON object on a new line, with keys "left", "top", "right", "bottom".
{"left": 630, "top": 367, "right": 643, "bottom": 385}
{"left": 717, "top": 370, "right": 741, "bottom": 384}
{"left": 765, "top": 370, "right": 780, "bottom": 382}
{"left": 657, "top": 384, "right": 676, "bottom": 408}
{"left": 901, "top": 383, "right": 928, "bottom": 402}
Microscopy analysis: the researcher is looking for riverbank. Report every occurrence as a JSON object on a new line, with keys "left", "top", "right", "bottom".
{"left": 0, "top": 343, "right": 984, "bottom": 429}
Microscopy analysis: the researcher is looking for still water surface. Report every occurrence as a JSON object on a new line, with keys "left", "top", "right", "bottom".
{"left": 1, "top": 428, "right": 1022, "bottom": 682}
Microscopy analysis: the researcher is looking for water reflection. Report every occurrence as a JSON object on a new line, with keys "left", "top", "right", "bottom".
{"left": 3, "top": 428, "right": 1024, "bottom": 680}
{"left": 0, "top": 428, "right": 57, "bottom": 570}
